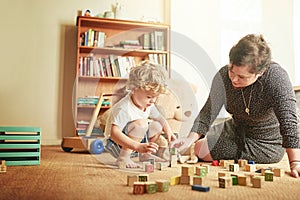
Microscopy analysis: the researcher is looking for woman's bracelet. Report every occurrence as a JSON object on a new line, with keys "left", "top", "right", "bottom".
{"left": 290, "top": 161, "right": 300, "bottom": 170}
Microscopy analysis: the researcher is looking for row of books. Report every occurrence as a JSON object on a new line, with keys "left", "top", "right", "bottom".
{"left": 79, "top": 29, "right": 165, "bottom": 51}
{"left": 76, "top": 120, "right": 104, "bottom": 136}
{"left": 147, "top": 53, "right": 167, "bottom": 69}
{"left": 77, "top": 96, "right": 111, "bottom": 106}
{"left": 138, "top": 30, "right": 165, "bottom": 51}
{"left": 79, "top": 55, "right": 136, "bottom": 77}
{"left": 80, "top": 29, "right": 105, "bottom": 47}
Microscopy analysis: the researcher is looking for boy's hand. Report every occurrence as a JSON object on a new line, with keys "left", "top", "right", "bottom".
{"left": 137, "top": 142, "right": 159, "bottom": 154}
{"left": 169, "top": 137, "right": 194, "bottom": 154}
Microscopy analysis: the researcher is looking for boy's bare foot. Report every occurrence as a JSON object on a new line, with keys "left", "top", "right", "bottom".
{"left": 139, "top": 153, "right": 166, "bottom": 162}
{"left": 117, "top": 157, "right": 141, "bottom": 168}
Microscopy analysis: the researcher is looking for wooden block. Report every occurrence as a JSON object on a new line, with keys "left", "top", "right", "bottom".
{"left": 238, "top": 159, "right": 248, "bottom": 167}
{"left": 237, "top": 175, "right": 247, "bottom": 186}
{"left": 195, "top": 166, "right": 207, "bottom": 177}
{"left": 157, "top": 162, "right": 168, "bottom": 170}
{"left": 180, "top": 175, "right": 191, "bottom": 185}
{"left": 170, "top": 176, "right": 180, "bottom": 186}
{"left": 138, "top": 174, "right": 149, "bottom": 182}
{"left": 219, "top": 176, "right": 232, "bottom": 188}
{"left": 272, "top": 168, "right": 284, "bottom": 177}
{"left": 200, "top": 164, "right": 210, "bottom": 173}
{"left": 212, "top": 160, "right": 219, "bottom": 166}
{"left": 229, "top": 164, "right": 239, "bottom": 172}
{"left": 156, "top": 180, "right": 169, "bottom": 192}
{"left": 245, "top": 164, "right": 256, "bottom": 172}
{"left": 181, "top": 166, "right": 194, "bottom": 176}
{"left": 252, "top": 176, "right": 263, "bottom": 188}
{"left": 191, "top": 185, "right": 210, "bottom": 192}
{"left": 133, "top": 182, "right": 145, "bottom": 194}
{"left": 218, "top": 171, "right": 231, "bottom": 178}
{"left": 231, "top": 176, "right": 238, "bottom": 185}
{"left": 145, "top": 181, "right": 157, "bottom": 194}
{"left": 145, "top": 163, "right": 154, "bottom": 173}
{"left": 127, "top": 175, "right": 138, "bottom": 186}
{"left": 0, "top": 160, "right": 6, "bottom": 173}
{"left": 193, "top": 176, "right": 203, "bottom": 185}
{"left": 169, "top": 147, "right": 177, "bottom": 155}
{"left": 264, "top": 171, "right": 274, "bottom": 181}
{"left": 248, "top": 160, "right": 255, "bottom": 165}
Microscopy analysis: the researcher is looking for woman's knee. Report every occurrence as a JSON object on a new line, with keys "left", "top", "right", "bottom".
{"left": 194, "top": 137, "right": 212, "bottom": 161}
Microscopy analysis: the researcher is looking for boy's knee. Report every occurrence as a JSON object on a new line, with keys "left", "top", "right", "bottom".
{"left": 149, "top": 121, "right": 163, "bottom": 136}
{"left": 127, "top": 119, "right": 148, "bottom": 138}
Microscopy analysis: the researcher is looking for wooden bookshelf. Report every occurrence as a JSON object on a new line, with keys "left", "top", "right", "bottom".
{"left": 61, "top": 16, "right": 170, "bottom": 152}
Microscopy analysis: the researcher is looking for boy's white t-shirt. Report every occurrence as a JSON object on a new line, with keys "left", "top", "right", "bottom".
{"left": 104, "top": 93, "right": 161, "bottom": 138}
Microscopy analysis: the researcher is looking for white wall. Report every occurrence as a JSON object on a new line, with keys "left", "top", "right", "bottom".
{"left": 0, "top": 0, "right": 166, "bottom": 145}
{"left": 170, "top": 0, "right": 298, "bottom": 112}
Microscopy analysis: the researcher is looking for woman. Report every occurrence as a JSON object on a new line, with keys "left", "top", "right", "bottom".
{"left": 171, "top": 34, "right": 300, "bottom": 178}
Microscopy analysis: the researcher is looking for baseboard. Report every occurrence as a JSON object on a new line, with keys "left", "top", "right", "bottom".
{"left": 41, "top": 139, "right": 62, "bottom": 146}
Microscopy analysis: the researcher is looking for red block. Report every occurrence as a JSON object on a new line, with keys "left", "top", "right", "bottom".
{"left": 212, "top": 160, "right": 219, "bottom": 166}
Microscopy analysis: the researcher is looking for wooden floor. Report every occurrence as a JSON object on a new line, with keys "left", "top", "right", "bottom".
{"left": 1, "top": 145, "right": 299, "bottom": 200}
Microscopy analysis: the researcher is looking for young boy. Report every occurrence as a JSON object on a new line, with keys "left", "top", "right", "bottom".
{"left": 104, "top": 61, "right": 176, "bottom": 168}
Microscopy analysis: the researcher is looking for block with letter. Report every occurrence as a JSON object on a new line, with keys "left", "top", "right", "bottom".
{"left": 264, "top": 171, "right": 274, "bottom": 181}
{"left": 272, "top": 167, "right": 284, "bottom": 177}
{"left": 138, "top": 174, "right": 149, "bottom": 182}
{"left": 193, "top": 176, "right": 203, "bottom": 185}
{"left": 145, "top": 182, "right": 157, "bottom": 194}
{"left": 196, "top": 166, "right": 207, "bottom": 177}
{"left": 252, "top": 176, "right": 263, "bottom": 188}
{"left": 170, "top": 176, "right": 180, "bottom": 186}
{"left": 181, "top": 165, "right": 195, "bottom": 176}
{"left": 219, "top": 177, "right": 232, "bottom": 188}
{"left": 133, "top": 182, "right": 145, "bottom": 194}
{"left": 156, "top": 180, "right": 169, "bottom": 192}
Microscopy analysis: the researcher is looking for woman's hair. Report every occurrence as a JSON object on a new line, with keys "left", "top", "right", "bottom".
{"left": 126, "top": 60, "right": 168, "bottom": 93}
{"left": 229, "top": 34, "right": 272, "bottom": 74}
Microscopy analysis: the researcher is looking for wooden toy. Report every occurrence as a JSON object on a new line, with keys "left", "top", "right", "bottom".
{"left": 272, "top": 167, "right": 284, "bottom": 177}
{"left": 0, "top": 160, "right": 7, "bottom": 173}
{"left": 156, "top": 180, "right": 169, "bottom": 192}
{"left": 133, "top": 182, "right": 146, "bottom": 194}
{"left": 264, "top": 171, "right": 274, "bottom": 181}
{"left": 237, "top": 175, "right": 247, "bottom": 186}
{"left": 180, "top": 175, "right": 191, "bottom": 185}
{"left": 252, "top": 176, "right": 263, "bottom": 188}
{"left": 170, "top": 176, "right": 180, "bottom": 185}
{"left": 229, "top": 164, "right": 239, "bottom": 172}
{"left": 181, "top": 166, "right": 194, "bottom": 176}
{"left": 218, "top": 171, "right": 231, "bottom": 178}
{"left": 212, "top": 160, "right": 219, "bottom": 166}
{"left": 156, "top": 162, "right": 168, "bottom": 170}
{"left": 245, "top": 164, "right": 256, "bottom": 172}
{"left": 0, "top": 126, "right": 41, "bottom": 166}
{"left": 127, "top": 175, "right": 138, "bottom": 186}
{"left": 191, "top": 185, "right": 210, "bottom": 192}
{"left": 145, "top": 182, "right": 158, "bottom": 194}
{"left": 170, "top": 154, "right": 178, "bottom": 167}
{"left": 248, "top": 160, "right": 255, "bottom": 165}
{"left": 238, "top": 159, "right": 248, "bottom": 167}
{"left": 193, "top": 176, "right": 203, "bottom": 185}
{"left": 200, "top": 164, "right": 210, "bottom": 173}
{"left": 61, "top": 94, "right": 109, "bottom": 154}
{"left": 145, "top": 163, "right": 154, "bottom": 173}
{"left": 195, "top": 166, "right": 207, "bottom": 177}
{"left": 219, "top": 176, "right": 232, "bottom": 188}
{"left": 231, "top": 176, "right": 238, "bottom": 185}
{"left": 138, "top": 174, "right": 149, "bottom": 182}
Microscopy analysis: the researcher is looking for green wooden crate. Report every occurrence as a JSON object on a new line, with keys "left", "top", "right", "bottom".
{"left": 0, "top": 126, "right": 41, "bottom": 166}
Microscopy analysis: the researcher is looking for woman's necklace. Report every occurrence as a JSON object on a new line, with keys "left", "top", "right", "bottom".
{"left": 241, "top": 84, "right": 254, "bottom": 115}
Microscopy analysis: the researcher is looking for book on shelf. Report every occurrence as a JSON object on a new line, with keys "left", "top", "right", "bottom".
{"left": 81, "top": 29, "right": 105, "bottom": 47}
{"left": 79, "top": 55, "right": 136, "bottom": 78}
{"left": 139, "top": 31, "right": 165, "bottom": 50}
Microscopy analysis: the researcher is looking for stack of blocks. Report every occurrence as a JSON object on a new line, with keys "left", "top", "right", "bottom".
{"left": 0, "top": 126, "right": 41, "bottom": 166}
{"left": 216, "top": 159, "right": 284, "bottom": 189}
{"left": 130, "top": 174, "right": 170, "bottom": 194}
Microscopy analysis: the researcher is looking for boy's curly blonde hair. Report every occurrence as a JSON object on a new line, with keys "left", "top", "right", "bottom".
{"left": 126, "top": 60, "right": 168, "bottom": 94}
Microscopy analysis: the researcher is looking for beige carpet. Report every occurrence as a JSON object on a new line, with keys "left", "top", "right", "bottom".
{"left": 0, "top": 145, "right": 299, "bottom": 200}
